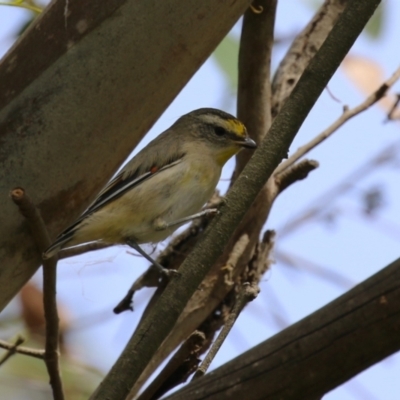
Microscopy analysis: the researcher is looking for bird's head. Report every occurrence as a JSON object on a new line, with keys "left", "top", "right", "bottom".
{"left": 178, "top": 108, "right": 257, "bottom": 166}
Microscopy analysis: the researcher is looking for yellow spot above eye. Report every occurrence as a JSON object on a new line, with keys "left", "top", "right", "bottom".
{"left": 226, "top": 119, "right": 246, "bottom": 137}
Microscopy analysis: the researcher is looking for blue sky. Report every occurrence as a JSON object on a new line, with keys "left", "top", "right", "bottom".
{"left": 1, "top": 1, "right": 399, "bottom": 399}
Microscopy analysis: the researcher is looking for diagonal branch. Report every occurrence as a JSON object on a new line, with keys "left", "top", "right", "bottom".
{"left": 89, "top": 2, "right": 381, "bottom": 400}
{"left": 165, "top": 257, "right": 400, "bottom": 400}
{"left": 271, "top": 0, "right": 349, "bottom": 117}
{"left": 192, "top": 283, "right": 259, "bottom": 380}
{"left": 126, "top": 1, "right": 279, "bottom": 396}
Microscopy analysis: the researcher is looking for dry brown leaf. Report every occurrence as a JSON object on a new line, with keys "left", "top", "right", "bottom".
{"left": 342, "top": 55, "right": 400, "bottom": 118}
{"left": 20, "top": 282, "right": 71, "bottom": 353}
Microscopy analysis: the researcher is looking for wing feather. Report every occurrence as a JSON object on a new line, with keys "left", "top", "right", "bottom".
{"left": 46, "top": 123, "right": 186, "bottom": 253}
{"left": 57, "top": 144, "right": 185, "bottom": 237}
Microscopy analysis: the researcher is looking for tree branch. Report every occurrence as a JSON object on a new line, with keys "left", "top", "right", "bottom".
{"left": 89, "top": 2, "right": 381, "bottom": 399}
{"left": 271, "top": 0, "right": 348, "bottom": 117}
{"left": 275, "top": 64, "right": 400, "bottom": 175}
{"left": 192, "top": 283, "right": 259, "bottom": 380}
{"left": 10, "top": 188, "right": 64, "bottom": 400}
{"left": 275, "top": 159, "right": 319, "bottom": 193}
{"left": 0, "top": 337, "right": 45, "bottom": 361}
{"left": 165, "top": 257, "right": 400, "bottom": 400}
{"left": 234, "top": 0, "right": 277, "bottom": 178}
{"left": 0, "top": 336, "right": 24, "bottom": 366}
{"left": 58, "top": 242, "right": 112, "bottom": 259}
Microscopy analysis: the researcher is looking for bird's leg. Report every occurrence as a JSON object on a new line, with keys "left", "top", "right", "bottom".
{"left": 126, "top": 239, "right": 179, "bottom": 277}
{"left": 154, "top": 208, "right": 218, "bottom": 231}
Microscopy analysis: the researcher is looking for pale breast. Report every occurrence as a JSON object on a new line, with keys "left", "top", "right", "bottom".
{"left": 73, "top": 154, "right": 222, "bottom": 245}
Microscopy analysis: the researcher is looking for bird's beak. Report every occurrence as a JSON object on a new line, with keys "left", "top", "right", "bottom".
{"left": 236, "top": 137, "right": 257, "bottom": 149}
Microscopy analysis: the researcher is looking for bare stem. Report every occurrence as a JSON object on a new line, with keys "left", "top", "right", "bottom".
{"left": 192, "top": 283, "right": 259, "bottom": 380}
{"left": 0, "top": 337, "right": 45, "bottom": 361}
{"left": 234, "top": 0, "right": 277, "bottom": 178}
{"left": 10, "top": 188, "right": 64, "bottom": 400}
{"left": 275, "top": 159, "right": 319, "bottom": 193}
{"left": 58, "top": 242, "right": 112, "bottom": 259}
{"left": 386, "top": 93, "right": 400, "bottom": 121}
{"left": 275, "top": 64, "right": 400, "bottom": 175}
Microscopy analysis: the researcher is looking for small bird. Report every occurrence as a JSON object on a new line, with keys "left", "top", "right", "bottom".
{"left": 43, "top": 108, "right": 257, "bottom": 274}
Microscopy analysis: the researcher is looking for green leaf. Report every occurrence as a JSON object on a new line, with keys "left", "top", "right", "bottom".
{"left": 213, "top": 34, "right": 239, "bottom": 89}
{"left": 364, "top": 2, "right": 384, "bottom": 39}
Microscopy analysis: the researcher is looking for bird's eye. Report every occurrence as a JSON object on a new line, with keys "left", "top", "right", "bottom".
{"left": 214, "top": 126, "right": 226, "bottom": 136}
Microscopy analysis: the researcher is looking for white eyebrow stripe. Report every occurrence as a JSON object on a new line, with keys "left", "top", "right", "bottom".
{"left": 198, "top": 114, "right": 227, "bottom": 125}
{"left": 199, "top": 114, "right": 246, "bottom": 137}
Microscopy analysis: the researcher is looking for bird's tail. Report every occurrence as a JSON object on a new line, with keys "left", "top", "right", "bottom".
{"left": 42, "top": 231, "right": 75, "bottom": 260}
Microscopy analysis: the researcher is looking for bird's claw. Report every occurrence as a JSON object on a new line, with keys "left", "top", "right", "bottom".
{"left": 160, "top": 267, "right": 180, "bottom": 278}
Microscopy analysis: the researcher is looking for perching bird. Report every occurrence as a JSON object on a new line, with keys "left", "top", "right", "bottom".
{"left": 43, "top": 108, "right": 257, "bottom": 274}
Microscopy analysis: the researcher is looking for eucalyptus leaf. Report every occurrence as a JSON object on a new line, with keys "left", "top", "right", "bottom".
{"left": 213, "top": 34, "right": 239, "bottom": 89}
{"left": 365, "top": 2, "right": 384, "bottom": 38}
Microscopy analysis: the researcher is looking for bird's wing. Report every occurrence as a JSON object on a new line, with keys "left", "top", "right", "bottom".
{"left": 49, "top": 122, "right": 187, "bottom": 245}
{"left": 44, "top": 157, "right": 182, "bottom": 257}
{"left": 86, "top": 158, "right": 183, "bottom": 216}
{"left": 57, "top": 156, "right": 185, "bottom": 240}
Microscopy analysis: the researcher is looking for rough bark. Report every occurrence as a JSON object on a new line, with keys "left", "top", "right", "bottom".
{"left": 272, "top": 0, "right": 348, "bottom": 117}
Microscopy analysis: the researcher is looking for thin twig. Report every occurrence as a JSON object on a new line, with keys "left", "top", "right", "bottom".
{"left": 113, "top": 268, "right": 160, "bottom": 314}
{"left": 192, "top": 283, "right": 259, "bottom": 380}
{"left": 275, "top": 159, "right": 319, "bottom": 193}
{"left": 0, "top": 337, "right": 45, "bottom": 360}
{"left": 221, "top": 234, "right": 250, "bottom": 287}
{"left": 275, "top": 64, "right": 400, "bottom": 176}
{"left": 58, "top": 242, "right": 112, "bottom": 259}
{"left": 10, "top": 188, "right": 64, "bottom": 400}
{"left": 0, "top": 336, "right": 25, "bottom": 365}
{"left": 385, "top": 93, "right": 400, "bottom": 122}
{"left": 246, "top": 230, "right": 275, "bottom": 284}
